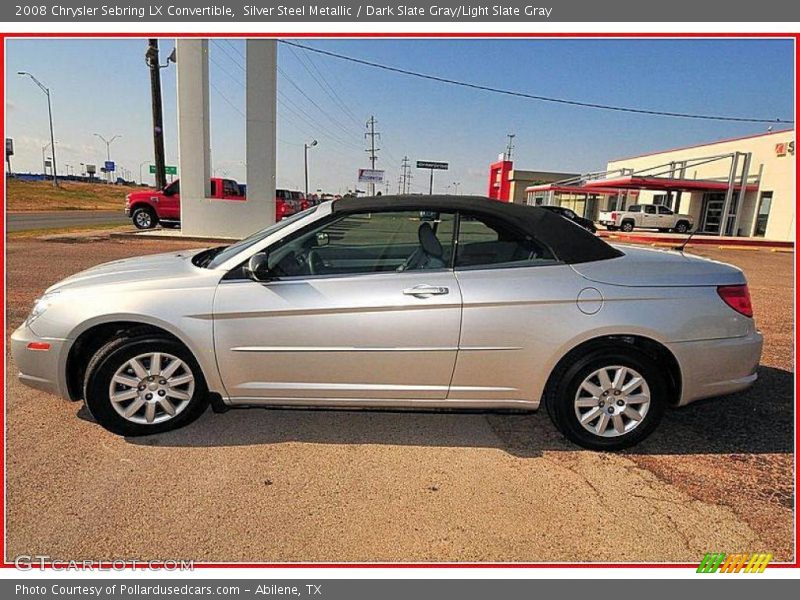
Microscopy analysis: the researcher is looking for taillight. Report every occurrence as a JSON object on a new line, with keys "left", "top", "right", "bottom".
{"left": 611, "top": 212, "right": 617, "bottom": 220}
{"left": 717, "top": 284, "right": 753, "bottom": 318}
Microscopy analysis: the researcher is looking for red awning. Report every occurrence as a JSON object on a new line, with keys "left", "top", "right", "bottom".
{"left": 524, "top": 184, "right": 627, "bottom": 195}
{"left": 582, "top": 176, "right": 758, "bottom": 193}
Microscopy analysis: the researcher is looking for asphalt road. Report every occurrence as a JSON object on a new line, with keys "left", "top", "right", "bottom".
{"left": 6, "top": 210, "right": 128, "bottom": 232}
{"left": 4, "top": 237, "right": 794, "bottom": 563}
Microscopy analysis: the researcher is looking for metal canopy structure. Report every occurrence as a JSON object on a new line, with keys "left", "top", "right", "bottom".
{"left": 525, "top": 152, "right": 758, "bottom": 236}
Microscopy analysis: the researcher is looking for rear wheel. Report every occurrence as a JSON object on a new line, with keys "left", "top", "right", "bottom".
{"left": 132, "top": 206, "right": 157, "bottom": 230}
{"left": 83, "top": 334, "right": 209, "bottom": 436}
{"left": 545, "top": 347, "right": 666, "bottom": 450}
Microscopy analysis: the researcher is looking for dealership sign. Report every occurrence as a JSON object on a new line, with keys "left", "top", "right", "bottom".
{"left": 416, "top": 160, "right": 449, "bottom": 170}
{"left": 775, "top": 141, "right": 795, "bottom": 157}
{"left": 358, "top": 168, "right": 384, "bottom": 183}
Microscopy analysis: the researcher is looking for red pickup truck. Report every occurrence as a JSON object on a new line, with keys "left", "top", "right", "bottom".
{"left": 125, "top": 178, "right": 303, "bottom": 229}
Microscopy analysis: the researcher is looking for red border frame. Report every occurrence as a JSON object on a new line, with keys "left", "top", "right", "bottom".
{"left": 1, "top": 30, "right": 797, "bottom": 571}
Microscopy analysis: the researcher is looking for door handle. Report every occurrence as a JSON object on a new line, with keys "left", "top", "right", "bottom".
{"left": 403, "top": 285, "right": 449, "bottom": 298}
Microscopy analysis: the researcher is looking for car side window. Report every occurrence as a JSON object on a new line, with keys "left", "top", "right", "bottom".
{"left": 658, "top": 206, "right": 673, "bottom": 214}
{"left": 266, "top": 210, "right": 455, "bottom": 278}
{"left": 455, "top": 214, "right": 556, "bottom": 270}
{"left": 644, "top": 205, "right": 657, "bottom": 214}
{"left": 628, "top": 205, "right": 641, "bottom": 212}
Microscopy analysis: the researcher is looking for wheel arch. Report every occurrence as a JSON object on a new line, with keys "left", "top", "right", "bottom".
{"left": 64, "top": 317, "right": 220, "bottom": 405}
{"left": 543, "top": 334, "right": 682, "bottom": 407}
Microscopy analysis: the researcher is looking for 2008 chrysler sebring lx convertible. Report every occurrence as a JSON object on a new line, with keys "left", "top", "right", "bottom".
{"left": 12, "top": 195, "right": 762, "bottom": 449}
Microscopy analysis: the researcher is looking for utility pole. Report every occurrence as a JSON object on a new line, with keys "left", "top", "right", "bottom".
{"left": 304, "top": 139, "right": 318, "bottom": 198}
{"left": 18, "top": 71, "right": 58, "bottom": 187}
{"left": 364, "top": 116, "right": 380, "bottom": 196}
{"left": 93, "top": 133, "right": 121, "bottom": 183}
{"left": 400, "top": 156, "right": 412, "bottom": 195}
{"left": 146, "top": 39, "right": 169, "bottom": 190}
{"left": 505, "top": 133, "right": 516, "bottom": 161}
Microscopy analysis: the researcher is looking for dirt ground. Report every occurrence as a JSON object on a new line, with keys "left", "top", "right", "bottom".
{"left": 4, "top": 234, "right": 794, "bottom": 563}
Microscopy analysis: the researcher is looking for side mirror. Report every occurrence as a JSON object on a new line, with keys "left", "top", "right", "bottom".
{"left": 243, "top": 251, "right": 272, "bottom": 282}
{"left": 315, "top": 232, "right": 330, "bottom": 247}
{"left": 163, "top": 187, "right": 174, "bottom": 197}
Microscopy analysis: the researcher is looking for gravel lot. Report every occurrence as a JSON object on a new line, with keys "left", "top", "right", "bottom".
{"left": 4, "top": 234, "right": 794, "bottom": 563}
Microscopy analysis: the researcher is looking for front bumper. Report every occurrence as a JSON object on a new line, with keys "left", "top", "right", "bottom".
{"left": 668, "top": 330, "right": 764, "bottom": 406}
{"left": 10, "top": 323, "right": 70, "bottom": 398}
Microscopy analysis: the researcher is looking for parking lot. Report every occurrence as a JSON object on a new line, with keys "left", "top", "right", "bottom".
{"left": 4, "top": 232, "right": 794, "bottom": 563}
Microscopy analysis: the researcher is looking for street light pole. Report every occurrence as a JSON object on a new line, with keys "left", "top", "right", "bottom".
{"left": 19, "top": 72, "right": 58, "bottom": 187}
{"left": 304, "top": 139, "right": 318, "bottom": 198}
{"left": 93, "top": 133, "right": 121, "bottom": 182}
{"left": 139, "top": 160, "right": 149, "bottom": 185}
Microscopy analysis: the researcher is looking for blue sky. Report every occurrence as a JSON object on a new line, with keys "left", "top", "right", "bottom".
{"left": 5, "top": 38, "right": 794, "bottom": 195}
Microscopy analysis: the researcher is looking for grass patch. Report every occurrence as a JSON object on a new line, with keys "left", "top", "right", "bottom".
{"left": 6, "top": 223, "right": 131, "bottom": 239}
{"left": 6, "top": 179, "right": 152, "bottom": 212}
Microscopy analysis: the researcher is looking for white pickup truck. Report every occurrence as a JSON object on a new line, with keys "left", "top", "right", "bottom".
{"left": 598, "top": 204, "right": 693, "bottom": 233}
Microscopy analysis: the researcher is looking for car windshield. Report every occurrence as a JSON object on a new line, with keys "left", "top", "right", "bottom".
{"left": 201, "top": 207, "right": 316, "bottom": 269}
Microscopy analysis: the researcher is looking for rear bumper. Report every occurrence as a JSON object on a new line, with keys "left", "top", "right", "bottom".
{"left": 667, "top": 330, "right": 763, "bottom": 406}
{"left": 10, "top": 323, "right": 70, "bottom": 398}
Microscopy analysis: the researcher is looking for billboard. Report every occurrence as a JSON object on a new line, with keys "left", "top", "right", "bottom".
{"left": 358, "top": 168, "right": 384, "bottom": 183}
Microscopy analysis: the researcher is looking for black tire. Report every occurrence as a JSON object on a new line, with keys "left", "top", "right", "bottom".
{"left": 132, "top": 206, "right": 158, "bottom": 230}
{"left": 606, "top": 225, "right": 618, "bottom": 232}
{"left": 620, "top": 221, "right": 635, "bottom": 233}
{"left": 544, "top": 346, "right": 666, "bottom": 450}
{"left": 160, "top": 221, "right": 181, "bottom": 229}
{"left": 83, "top": 333, "right": 209, "bottom": 436}
{"left": 674, "top": 221, "right": 690, "bottom": 234}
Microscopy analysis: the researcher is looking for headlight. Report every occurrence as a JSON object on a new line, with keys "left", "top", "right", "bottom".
{"left": 26, "top": 292, "right": 59, "bottom": 326}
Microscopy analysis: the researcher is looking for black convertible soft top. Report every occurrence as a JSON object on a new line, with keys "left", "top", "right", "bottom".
{"left": 333, "top": 195, "right": 623, "bottom": 264}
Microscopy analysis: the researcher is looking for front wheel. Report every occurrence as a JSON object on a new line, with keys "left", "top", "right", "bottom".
{"left": 83, "top": 333, "right": 209, "bottom": 436}
{"left": 674, "top": 222, "right": 690, "bottom": 234}
{"left": 132, "top": 206, "right": 157, "bottom": 230}
{"left": 545, "top": 347, "right": 666, "bottom": 450}
{"left": 620, "top": 221, "right": 635, "bottom": 233}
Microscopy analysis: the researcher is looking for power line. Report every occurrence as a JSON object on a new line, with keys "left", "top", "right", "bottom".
{"left": 280, "top": 40, "right": 793, "bottom": 125}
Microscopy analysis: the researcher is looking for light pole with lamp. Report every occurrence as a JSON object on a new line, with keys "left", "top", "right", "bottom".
{"left": 19, "top": 71, "right": 58, "bottom": 187}
{"left": 93, "top": 133, "right": 121, "bottom": 182}
{"left": 304, "top": 139, "right": 318, "bottom": 198}
{"left": 453, "top": 182, "right": 461, "bottom": 195}
{"left": 139, "top": 160, "right": 150, "bottom": 185}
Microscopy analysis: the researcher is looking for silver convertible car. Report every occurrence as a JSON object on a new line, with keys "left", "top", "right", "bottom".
{"left": 11, "top": 196, "right": 762, "bottom": 449}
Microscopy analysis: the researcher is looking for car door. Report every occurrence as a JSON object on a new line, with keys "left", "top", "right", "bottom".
{"left": 158, "top": 180, "right": 180, "bottom": 220}
{"left": 213, "top": 210, "right": 462, "bottom": 403}
{"left": 657, "top": 205, "right": 674, "bottom": 228}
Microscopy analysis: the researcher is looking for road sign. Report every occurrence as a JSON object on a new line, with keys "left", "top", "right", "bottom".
{"left": 358, "top": 168, "right": 384, "bottom": 184}
{"left": 104, "top": 160, "right": 115, "bottom": 172}
{"left": 85, "top": 164, "right": 96, "bottom": 174}
{"left": 149, "top": 165, "right": 178, "bottom": 175}
{"left": 416, "top": 160, "right": 449, "bottom": 170}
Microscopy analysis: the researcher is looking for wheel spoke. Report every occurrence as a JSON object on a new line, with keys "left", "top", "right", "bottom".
{"left": 150, "top": 352, "right": 162, "bottom": 375}
{"left": 111, "top": 389, "right": 138, "bottom": 403}
{"left": 144, "top": 402, "right": 156, "bottom": 423}
{"left": 123, "top": 397, "right": 146, "bottom": 418}
{"left": 167, "top": 373, "right": 193, "bottom": 387}
{"left": 611, "top": 366, "right": 626, "bottom": 389}
{"left": 597, "top": 368, "right": 613, "bottom": 391}
{"left": 112, "top": 374, "right": 140, "bottom": 388}
{"left": 575, "top": 398, "right": 599, "bottom": 408}
{"left": 595, "top": 413, "right": 610, "bottom": 434}
{"left": 625, "top": 393, "right": 650, "bottom": 405}
{"left": 621, "top": 376, "right": 643, "bottom": 395}
{"left": 612, "top": 414, "right": 625, "bottom": 434}
{"left": 160, "top": 358, "right": 182, "bottom": 379}
{"left": 580, "top": 381, "right": 604, "bottom": 398}
{"left": 623, "top": 407, "right": 643, "bottom": 421}
{"left": 158, "top": 397, "right": 177, "bottom": 416}
{"left": 166, "top": 388, "right": 191, "bottom": 402}
{"left": 580, "top": 407, "right": 602, "bottom": 424}
{"left": 128, "top": 357, "right": 148, "bottom": 379}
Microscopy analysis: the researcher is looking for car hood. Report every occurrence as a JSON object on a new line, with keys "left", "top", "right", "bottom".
{"left": 571, "top": 244, "right": 745, "bottom": 287}
{"left": 45, "top": 249, "right": 210, "bottom": 293}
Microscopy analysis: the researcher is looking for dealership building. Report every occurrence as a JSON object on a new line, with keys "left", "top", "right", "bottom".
{"left": 509, "top": 129, "right": 794, "bottom": 241}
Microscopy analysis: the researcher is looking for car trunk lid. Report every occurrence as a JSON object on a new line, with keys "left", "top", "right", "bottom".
{"left": 570, "top": 244, "right": 746, "bottom": 287}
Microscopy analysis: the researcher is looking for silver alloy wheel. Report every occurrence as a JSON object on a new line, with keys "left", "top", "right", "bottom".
{"left": 135, "top": 210, "right": 152, "bottom": 228}
{"left": 573, "top": 365, "right": 651, "bottom": 438}
{"left": 108, "top": 352, "right": 195, "bottom": 425}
